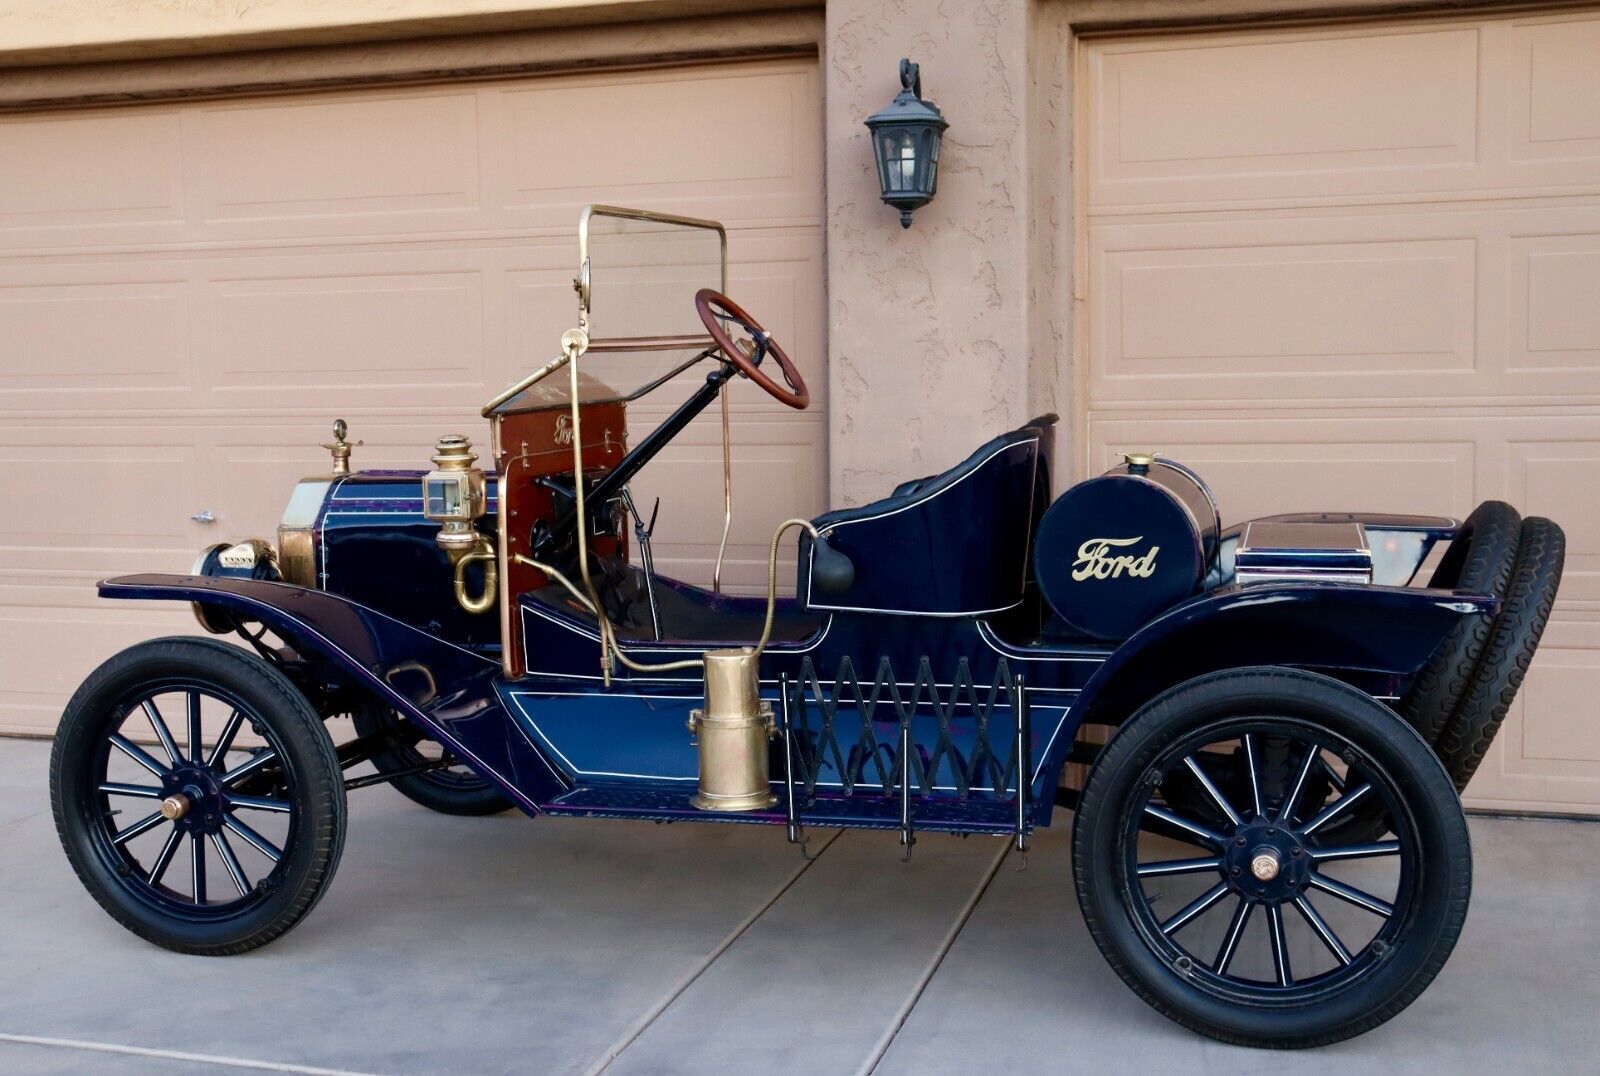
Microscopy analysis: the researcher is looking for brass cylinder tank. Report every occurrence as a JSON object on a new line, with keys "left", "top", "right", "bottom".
{"left": 688, "top": 648, "right": 777, "bottom": 812}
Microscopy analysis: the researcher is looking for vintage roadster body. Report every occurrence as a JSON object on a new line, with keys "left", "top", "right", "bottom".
{"left": 51, "top": 207, "right": 1565, "bottom": 1049}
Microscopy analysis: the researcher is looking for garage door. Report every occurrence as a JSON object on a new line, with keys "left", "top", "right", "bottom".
{"left": 1081, "top": 10, "right": 1600, "bottom": 813}
{"left": 0, "top": 57, "right": 824, "bottom": 736}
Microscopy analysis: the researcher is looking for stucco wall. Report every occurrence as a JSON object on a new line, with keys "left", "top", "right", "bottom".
{"left": 825, "top": 0, "right": 1056, "bottom": 506}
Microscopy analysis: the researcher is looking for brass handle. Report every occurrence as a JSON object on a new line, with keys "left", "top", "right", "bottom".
{"left": 454, "top": 547, "right": 498, "bottom": 614}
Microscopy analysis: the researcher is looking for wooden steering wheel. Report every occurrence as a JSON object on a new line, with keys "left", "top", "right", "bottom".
{"left": 694, "top": 288, "right": 810, "bottom": 410}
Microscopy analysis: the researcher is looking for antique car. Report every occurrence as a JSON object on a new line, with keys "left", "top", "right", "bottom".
{"left": 49, "top": 206, "right": 1564, "bottom": 1048}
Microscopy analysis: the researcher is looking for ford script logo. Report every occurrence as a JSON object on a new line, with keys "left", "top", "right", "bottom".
{"left": 1071, "top": 536, "right": 1159, "bottom": 582}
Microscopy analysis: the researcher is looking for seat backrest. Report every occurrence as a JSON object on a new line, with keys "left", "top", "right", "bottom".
{"left": 798, "top": 416, "right": 1056, "bottom": 616}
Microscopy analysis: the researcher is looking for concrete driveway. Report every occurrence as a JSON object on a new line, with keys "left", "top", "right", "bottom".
{"left": 2, "top": 736, "right": 1597, "bottom": 1075}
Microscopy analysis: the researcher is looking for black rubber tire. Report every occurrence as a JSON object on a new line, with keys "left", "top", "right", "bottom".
{"left": 1072, "top": 667, "right": 1472, "bottom": 1048}
{"left": 50, "top": 637, "right": 346, "bottom": 954}
{"left": 1399, "top": 500, "right": 1522, "bottom": 744}
{"left": 350, "top": 701, "right": 513, "bottom": 816}
{"left": 1435, "top": 517, "right": 1565, "bottom": 792}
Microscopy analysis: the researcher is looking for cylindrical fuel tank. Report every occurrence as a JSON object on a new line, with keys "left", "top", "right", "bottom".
{"left": 1033, "top": 455, "right": 1220, "bottom": 640}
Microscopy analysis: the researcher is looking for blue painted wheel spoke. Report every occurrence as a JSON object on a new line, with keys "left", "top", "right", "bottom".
{"left": 141, "top": 700, "right": 182, "bottom": 768}
{"left": 221, "top": 748, "right": 279, "bottom": 787}
{"left": 1213, "top": 898, "right": 1253, "bottom": 974}
{"left": 98, "top": 782, "right": 162, "bottom": 799}
{"left": 1316, "top": 754, "right": 1347, "bottom": 792}
{"left": 1182, "top": 755, "right": 1242, "bottom": 826}
{"left": 1137, "top": 856, "right": 1222, "bottom": 878}
{"left": 222, "top": 816, "right": 283, "bottom": 863}
{"left": 209, "top": 832, "right": 251, "bottom": 898}
{"left": 147, "top": 826, "right": 183, "bottom": 886}
{"left": 1275, "top": 744, "right": 1320, "bottom": 824}
{"left": 1142, "top": 804, "right": 1227, "bottom": 849}
{"left": 1160, "top": 881, "right": 1231, "bottom": 936}
{"left": 1310, "top": 840, "right": 1401, "bottom": 863}
{"left": 1293, "top": 895, "right": 1353, "bottom": 966}
{"left": 191, "top": 833, "right": 207, "bottom": 905}
{"left": 111, "top": 810, "right": 165, "bottom": 847}
{"left": 109, "top": 734, "right": 170, "bottom": 779}
{"left": 1300, "top": 783, "right": 1372, "bottom": 837}
{"left": 1242, "top": 733, "right": 1265, "bottom": 818}
{"left": 227, "top": 794, "right": 291, "bottom": 815}
{"left": 1265, "top": 903, "right": 1293, "bottom": 986}
{"left": 1307, "top": 872, "right": 1394, "bottom": 918}
{"left": 206, "top": 709, "right": 246, "bottom": 770}
{"left": 187, "top": 690, "right": 204, "bottom": 765}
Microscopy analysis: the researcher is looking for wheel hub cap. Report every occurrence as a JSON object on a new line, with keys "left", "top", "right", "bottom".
{"left": 1224, "top": 820, "right": 1310, "bottom": 900}
{"left": 159, "top": 794, "right": 191, "bottom": 821}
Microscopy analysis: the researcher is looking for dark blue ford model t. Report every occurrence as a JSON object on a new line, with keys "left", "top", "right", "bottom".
{"left": 51, "top": 207, "right": 1565, "bottom": 1048}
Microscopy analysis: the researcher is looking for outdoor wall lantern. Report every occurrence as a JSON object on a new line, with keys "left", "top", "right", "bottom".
{"left": 864, "top": 58, "right": 948, "bottom": 228}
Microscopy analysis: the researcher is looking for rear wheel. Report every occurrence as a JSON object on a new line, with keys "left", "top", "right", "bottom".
{"left": 50, "top": 637, "right": 346, "bottom": 955}
{"left": 350, "top": 701, "right": 512, "bottom": 816}
{"left": 1073, "top": 667, "right": 1471, "bottom": 1048}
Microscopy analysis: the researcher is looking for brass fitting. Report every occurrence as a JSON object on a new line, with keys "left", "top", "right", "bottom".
{"left": 453, "top": 535, "right": 498, "bottom": 615}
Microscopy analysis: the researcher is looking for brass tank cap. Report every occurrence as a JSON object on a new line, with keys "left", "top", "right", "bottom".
{"left": 1122, "top": 451, "right": 1156, "bottom": 475}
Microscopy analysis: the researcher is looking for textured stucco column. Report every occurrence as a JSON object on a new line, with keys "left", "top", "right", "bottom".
{"left": 825, "top": 0, "right": 1054, "bottom": 507}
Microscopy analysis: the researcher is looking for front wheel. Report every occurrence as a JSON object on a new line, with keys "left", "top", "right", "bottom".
{"left": 50, "top": 637, "right": 347, "bottom": 954}
{"left": 1072, "top": 667, "right": 1471, "bottom": 1048}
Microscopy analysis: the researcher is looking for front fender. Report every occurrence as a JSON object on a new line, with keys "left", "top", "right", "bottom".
{"left": 99, "top": 574, "right": 566, "bottom": 813}
{"left": 1072, "top": 582, "right": 1496, "bottom": 731}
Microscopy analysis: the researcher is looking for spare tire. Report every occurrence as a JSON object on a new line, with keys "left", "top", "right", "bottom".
{"left": 1398, "top": 501, "right": 1521, "bottom": 743}
{"left": 1436, "top": 517, "right": 1565, "bottom": 792}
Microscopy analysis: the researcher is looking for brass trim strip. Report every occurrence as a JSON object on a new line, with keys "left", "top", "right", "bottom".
{"left": 582, "top": 334, "right": 716, "bottom": 352}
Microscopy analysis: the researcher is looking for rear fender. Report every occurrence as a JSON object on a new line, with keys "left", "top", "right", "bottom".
{"left": 1035, "top": 583, "right": 1495, "bottom": 819}
{"left": 99, "top": 574, "right": 567, "bottom": 813}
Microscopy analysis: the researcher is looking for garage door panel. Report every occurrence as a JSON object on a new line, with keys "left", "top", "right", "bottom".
{"left": 0, "top": 111, "right": 183, "bottom": 238}
{"left": 194, "top": 90, "right": 482, "bottom": 225}
{"left": 1090, "top": 25, "right": 1479, "bottom": 207}
{"left": 1510, "top": 233, "right": 1600, "bottom": 370}
{"left": 0, "top": 431, "right": 202, "bottom": 612}
{"left": 1094, "top": 238, "right": 1475, "bottom": 384}
{"left": 1091, "top": 205, "right": 1600, "bottom": 405}
{"left": 1508, "top": 14, "right": 1600, "bottom": 167}
{"left": 1504, "top": 440, "right": 1600, "bottom": 612}
{"left": 200, "top": 266, "right": 487, "bottom": 406}
{"left": 1091, "top": 12, "right": 1600, "bottom": 211}
{"left": 0, "top": 609, "right": 192, "bottom": 736}
{"left": 482, "top": 61, "right": 822, "bottom": 229}
{"left": 0, "top": 279, "right": 189, "bottom": 397}
{"left": 1519, "top": 646, "right": 1600, "bottom": 765}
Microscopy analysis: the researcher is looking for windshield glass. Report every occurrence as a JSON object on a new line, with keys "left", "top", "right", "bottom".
{"left": 487, "top": 206, "right": 727, "bottom": 414}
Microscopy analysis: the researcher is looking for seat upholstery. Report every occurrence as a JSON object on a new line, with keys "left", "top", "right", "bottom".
{"left": 797, "top": 416, "right": 1056, "bottom": 616}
